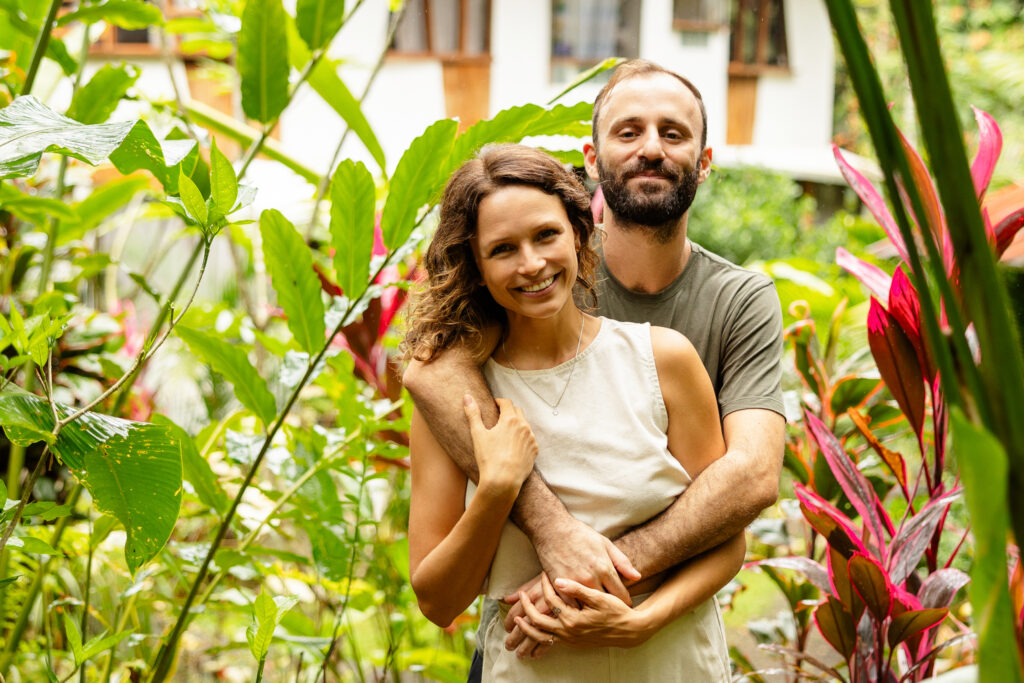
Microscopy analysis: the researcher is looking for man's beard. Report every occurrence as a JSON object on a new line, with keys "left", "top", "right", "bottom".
{"left": 597, "top": 155, "right": 700, "bottom": 243}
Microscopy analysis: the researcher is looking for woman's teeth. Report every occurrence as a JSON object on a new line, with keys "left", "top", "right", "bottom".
{"left": 520, "top": 275, "right": 555, "bottom": 292}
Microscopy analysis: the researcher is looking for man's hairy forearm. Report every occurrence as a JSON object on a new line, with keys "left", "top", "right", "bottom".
{"left": 403, "top": 353, "right": 571, "bottom": 531}
{"left": 615, "top": 410, "right": 785, "bottom": 578}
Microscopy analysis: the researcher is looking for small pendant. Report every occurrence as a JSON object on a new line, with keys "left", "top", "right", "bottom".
{"left": 552, "top": 409, "right": 559, "bottom": 416}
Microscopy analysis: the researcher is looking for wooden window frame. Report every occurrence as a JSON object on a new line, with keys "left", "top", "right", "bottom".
{"left": 729, "top": 0, "right": 789, "bottom": 76}
{"left": 389, "top": 0, "right": 491, "bottom": 62}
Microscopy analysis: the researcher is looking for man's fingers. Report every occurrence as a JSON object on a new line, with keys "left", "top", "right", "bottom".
{"left": 596, "top": 567, "right": 633, "bottom": 607}
{"left": 605, "top": 539, "right": 641, "bottom": 582}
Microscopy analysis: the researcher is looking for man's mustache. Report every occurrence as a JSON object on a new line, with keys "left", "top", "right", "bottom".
{"left": 621, "top": 159, "right": 680, "bottom": 182}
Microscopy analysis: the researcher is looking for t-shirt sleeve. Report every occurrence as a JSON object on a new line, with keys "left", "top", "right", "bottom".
{"left": 717, "top": 280, "right": 785, "bottom": 419}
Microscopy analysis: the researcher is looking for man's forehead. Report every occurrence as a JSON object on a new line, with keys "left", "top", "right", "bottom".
{"left": 599, "top": 73, "right": 700, "bottom": 126}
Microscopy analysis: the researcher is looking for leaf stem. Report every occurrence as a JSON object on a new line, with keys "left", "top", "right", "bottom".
{"left": 0, "top": 447, "right": 51, "bottom": 556}
{"left": 20, "top": 0, "right": 62, "bottom": 97}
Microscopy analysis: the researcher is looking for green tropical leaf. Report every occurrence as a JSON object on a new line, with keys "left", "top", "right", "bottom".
{"left": 8, "top": 535, "right": 60, "bottom": 555}
{"left": 287, "top": 24, "right": 386, "bottom": 174}
{"left": 259, "top": 209, "right": 326, "bottom": 353}
{"left": 296, "top": 0, "right": 345, "bottom": 51}
{"left": 60, "top": 176, "right": 151, "bottom": 245}
{"left": 0, "top": 387, "right": 183, "bottom": 575}
{"left": 57, "top": 0, "right": 164, "bottom": 29}
{"left": 0, "top": 96, "right": 198, "bottom": 190}
{"left": 548, "top": 57, "right": 623, "bottom": 104}
{"left": 237, "top": 0, "right": 290, "bottom": 124}
{"left": 247, "top": 590, "right": 297, "bottom": 661}
{"left": 329, "top": 159, "right": 375, "bottom": 299}
{"left": 0, "top": 2, "right": 77, "bottom": 75}
{"left": 179, "top": 38, "right": 234, "bottom": 60}
{"left": 175, "top": 327, "right": 277, "bottom": 427}
{"left": 177, "top": 168, "right": 207, "bottom": 226}
{"left": 64, "top": 614, "right": 83, "bottom": 662}
{"left": 208, "top": 138, "right": 238, "bottom": 218}
{"left": 380, "top": 118, "right": 458, "bottom": 249}
{"left": 164, "top": 16, "right": 219, "bottom": 33}
{"left": 184, "top": 100, "right": 320, "bottom": 185}
{"left": 79, "top": 629, "right": 132, "bottom": 662}
{"left": 951, "top": 407, "right": 1023, "bottom": 683}
{"left": 66, "top": 63, "right": 141, "bottom": 124}
{"left": 152, "top": 414, "right": 228, "bottom": 515}
{"left": 0, "top": 183, "right": 79, "bottom": 224}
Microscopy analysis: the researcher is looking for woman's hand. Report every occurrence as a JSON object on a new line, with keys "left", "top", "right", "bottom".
{"left": 465, "top": 394, "right": 538, "bottom": 494}
{"left": 514, "top": 573, "right": 655, "bottom": 651}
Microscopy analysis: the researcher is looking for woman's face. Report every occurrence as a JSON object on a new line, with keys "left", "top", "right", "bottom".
{"left": 471, "top": 185, "right": 580, "bottom": 322}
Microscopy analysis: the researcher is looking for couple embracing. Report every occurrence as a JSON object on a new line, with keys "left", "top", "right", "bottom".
{"left": 401, "top": 60, "right": 786, "bottom": 682}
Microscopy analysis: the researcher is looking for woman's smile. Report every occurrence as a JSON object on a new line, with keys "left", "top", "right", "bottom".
{"left": 517, "top": 273, "right": 559, "bottom": 295}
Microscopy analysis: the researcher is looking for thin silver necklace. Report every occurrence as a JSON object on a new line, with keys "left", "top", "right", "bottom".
{"left": 502, "top": 314, "right": 585, "bottom": 416}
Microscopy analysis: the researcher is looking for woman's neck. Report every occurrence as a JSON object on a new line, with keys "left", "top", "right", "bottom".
{"left": 500, "top": 304, "right": 592, "bottom": 371}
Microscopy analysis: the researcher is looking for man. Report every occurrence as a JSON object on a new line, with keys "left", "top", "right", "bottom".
{"left": 402, "top": 59, "right": 786, "bottom": 675}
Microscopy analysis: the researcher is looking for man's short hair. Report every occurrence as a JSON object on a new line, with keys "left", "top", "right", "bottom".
{"left": 592, "top": 59, "right": 708, "bottom": 151}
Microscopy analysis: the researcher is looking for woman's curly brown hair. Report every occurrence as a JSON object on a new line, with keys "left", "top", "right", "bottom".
{"left": 403, "top": 144, "right": 599, "bottom": 362}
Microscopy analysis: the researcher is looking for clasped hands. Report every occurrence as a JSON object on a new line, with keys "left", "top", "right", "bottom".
{"left": 500, "top": 519, "right": 654, "bottom": 660}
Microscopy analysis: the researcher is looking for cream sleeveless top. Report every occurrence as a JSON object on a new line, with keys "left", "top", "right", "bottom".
{"left": 471, "top": 317, "right": 691, "bottom": 599}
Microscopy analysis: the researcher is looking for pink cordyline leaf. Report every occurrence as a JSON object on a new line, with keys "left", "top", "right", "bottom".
{"left": 372, "top": 212, "right": 387, "bottom": 257}
{"left": 888, "top": 607, "right": 948, "bottom": 650}
{"left": 887, "top": 489, "right": 961, "bottom": 585}
{"left": 892, "top": 584, "right": 923, "bottom": 614}
{"left": 971, "top": 106, "right": 1002, "bottom": 202}
{"left": 796, "top": 483, "right": 869, "bottom": 559}
{"left": 805, "top": 410, "right": 888, "bottom": 560}
{"left": 815, "top": 596, "right": 857, "bottom": 661}
{"left": 849, "top": 553, "right": 894, "bottom": 622}
{"left": 867, "top": 298, "right": 927, "bottom": 444}
{"left": 837, "top": 247, "right": 892, "bottom": 306}
{"left": 888, "top": 267, "right": 933, "bottom": 383}
{"left": 918, "top": 568, "right": 970, "bottom": 609}
{"left": 748, "top": 556, "right": 831, "bottom": 593}
{"left": 896, "top": 126, "right": 947, "bottom": 253}
{"left": 591, "top": 185, "right": 604, "bottom": 224}
{"left": 994, "top": 206, "right": 1024, "bottom": 257}
{"left": 833, "top": 144, "right": 909, "bottom": 263}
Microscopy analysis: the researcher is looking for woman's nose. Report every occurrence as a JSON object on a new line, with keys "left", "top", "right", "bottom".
{"left": 518, "top": 245, "right": 545, "bottom": 274}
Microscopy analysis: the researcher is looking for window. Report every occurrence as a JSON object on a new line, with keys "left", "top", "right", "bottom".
{"left": 80, "top": 0, "right": 201, "bottom": 57}
{"left": 391, "top": 0, "right": 491, "bottom": 58}
{"left": 730, "top": 0, "right": 788, "bottom": 73}
{"left": 672, "top": 0, "right": 728, "bottom": 32}
{"left": 551, "top": 0, "right": 640, "bottom": 79}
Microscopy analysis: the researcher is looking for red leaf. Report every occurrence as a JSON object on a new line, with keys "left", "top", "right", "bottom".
{"left": 805, "top": 411, "right": 888, "bottom": 557}
{"left": 833, "top": 144, "right": 909, "bottom": 263}
{"left": 993, "top": 206, "right": 1024, "bottom": 257}
{"left": 849, "top": 553, "right": 893, "bottom": 622}
{"left": 918, "top": 568, "right": 970, "bottom": 609}
{"left": 887, "top": 489, "right": 961, "bottom": 585}
{"left": 313, "top": 262, "right": 344, "bottom": 297}
{"left": 830, "top": 546, "right": 866, "bottom": 621}
{"left": 837, "top": 247, "right": 892, "bottom": 306}
{"left": 887, "top": 608, "right": 948, "bottom": 649}
{"left": 970, "top": 106, "right": 1002, "bottom": 202}
{"left": 815, "top": 596, "right": 857, "bottom": 660}
{"left": 796, "top": 484, "right": 868, "bottom": 560}
{"left": 867, "top": 298, "right": 927, "bottom": 441}
{"left": 896, "top": 126, "right": 947, "bottom": 260}
{"left": 887, "top": 267, "right": 933, "bottom": 382}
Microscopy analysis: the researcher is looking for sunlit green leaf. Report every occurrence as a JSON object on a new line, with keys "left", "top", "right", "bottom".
{"left": 296, "top": 0, "right": 344, "bottom": 51}
{"left": 57, "top": 0, "right": 164, "bottom": 29}
{"left": 177, "top": 168, "right": 207, "bottom": 226}
{"left": 64, "top": 614, "right": 83, "bottom": 663}
{"left": 8, "top": 535, "right": 60, "bottom": 555}
{"left": 547, "top": 57, "right": 623, "bottom": 104}
{"left": 0, "top": 387, "right": 183, "bottom": 575}
{"left": 152, "top": 414, "right": 229, "bottom": 515}
{"left": 329, "top": 159, "right": 375, "bottom": 299}
{"left": 208, "top": 138, "right": 238, "bottom": 218}
{"left": 380, "top": 118, "right": 458, "bottom": 249}
{"left": 237, "top": 0, "right": 289, "bottom": 124}
{"left": 179, "top": 38, "right": 234, "bottom": 60}
{"left": 66, "top": 63, "right": 141, "bottom": 124}
{"left": 175, "top": 327, "right": 277, "bottom": 427}
{"left": 259, "top": 209, "right": 326, "bottom": 353}
{"left": 164, "top": 16, "right": 219, "bottom": 33}
{"left": 247, "top": 589, "right": 297, "bottom": 661}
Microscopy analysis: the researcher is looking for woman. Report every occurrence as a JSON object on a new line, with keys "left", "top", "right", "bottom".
{"left": 403, "top": 144, "right": 744, "bottom": 681}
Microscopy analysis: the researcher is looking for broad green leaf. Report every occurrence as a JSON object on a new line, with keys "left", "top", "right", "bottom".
{"left": 951, "top": 407, "right": 1022, "bottom": 683}
{"left": 61, "top": 176, "right": 150, "bottom": 245}
{"left": 179, "top": 38, "right": 234, "bottom": 60}
{"left": 0, "top": 183, "right": 79, "bottom": 224}
{"left": 247, "top": 589, "right": 297, "bottom": 661}
{"left": 64, "top": 614, "right": 84, "bottom": 663}
{"left": 177, "top": 169, "right": 207, "bottom": 226}
{"left": 57, "top": 0, "right": 164, "bottom": 29}
{"left": 164, "top": 16, "right": 219, "bottom": 33}
{"left": 0, "top": 1, "right": 78, "bottom": 75}
{"left": 380, "top": 118, "right": 458, "bottom": 249}
{"left": 175, "top": 327, "right": 276, "bottom": 427}
{"left": 547, "top": 57, "right": 623, "bottom": 104}
{"left": 287, "top": 25, "right": 385, "bottom": 174}
{"left": 329, "top": 159, "right": 375, "bottom": 299}
{"left": 8, "top": 536, "right": 60, "bottom": 555}
{"left": 184, "top": 100, "right": 320, "bottom": 185}
{"left": 0, "top": 96, "right": 197, "bottom": 190}
{"left": 80, "top": 629, "right": 132, "bottom": 661}
{"left": 0, "top": 387, "right": 182, "bottom": 575}
{"left": 237, "top": 0, "right": 290, "bottom": 124}
{"left": 296, "top": 0, "right": 345, "bottom": 50}
{"left": 66, "top": 63, "right": 141, "bottom": 124}
{"left": 152, "top": 414, "right": 228, "bottom": 514}
{"left": 259, "top": 209, "right": 326, "bottom": 353}
{"left": 208, "top": 138, "right": 237, "bottom": 217}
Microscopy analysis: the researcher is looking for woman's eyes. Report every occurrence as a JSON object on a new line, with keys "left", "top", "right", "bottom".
{"left": 489, "top": 244, "right": 512, "bottom": 256}
{"left": 488, "top": 229, "right": 561, "bottom": 256}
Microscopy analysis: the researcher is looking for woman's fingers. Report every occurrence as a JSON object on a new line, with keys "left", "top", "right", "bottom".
{"left": 552, "top": 576, "right": 617, "bottom": 609}
{"left": 513, "top": 616, "right": 556, "bottom": 659}
{"left": 518, "top": 591, "right": 561, "bottom": 632}
{"left": 539, "top": 572, "right": 571, "bottom": 619}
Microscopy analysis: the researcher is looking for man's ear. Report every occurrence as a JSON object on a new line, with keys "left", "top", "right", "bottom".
{"left": 697, "top": 146, "right": 713, "bottom": 184}
{"left": 583, "top": 142, "right": 600, "bottom": 182}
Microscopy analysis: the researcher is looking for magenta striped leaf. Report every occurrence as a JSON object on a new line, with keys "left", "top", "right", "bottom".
{"left": 832, "top": 144, "right": 909, "bottom": 263}
{"left": 815, "top": 596, "right": 857, "bottom": 660}
{"left": 993, "top": 206, "right": 1024, "bottom": 257}
{"left": 849, "top": 553, "right": 893, "bottom": 622}
{"left": 796, "top": 484, "right": 868, "bottom": 560}
{"left": 750, "top": 556, "right": 831, "bottom": 593}
{"left": 867, "top": 297, "right": 927, "bottom": 442}
{"left": 888, "top": 608, "right": 948, "bottom": 649}
{"left": 887, "top": 267, "right": 933, "bottom": 382}
{"left": 970, "top": 106, "right": 1001, "bottom": 201}
{"left": 887, "top": 489, "right": 961, "bottom": 584}
{"left": 918, "top": 568, "right": 970, "bottom": 609}
{"left": 837, "top": 247, "right": 892, "bottom": 306}
{"left": 805, "top": 410, "right": 888, "bottom": 557}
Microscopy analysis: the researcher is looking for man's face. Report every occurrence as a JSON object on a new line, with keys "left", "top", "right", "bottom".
{"left": 585, "top": 73, "right": 711, "bottom": 240}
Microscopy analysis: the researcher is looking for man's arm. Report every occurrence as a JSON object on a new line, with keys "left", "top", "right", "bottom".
{"left": 402, "top": 346, "right": 639, "bottom": 598}
{"left": 613, "top": 407, "right": 784, "bottom": 577}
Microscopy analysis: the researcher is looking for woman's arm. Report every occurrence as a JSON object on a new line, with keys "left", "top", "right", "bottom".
{"left": 409, "top": 395, "right": 538, "bottom": 627}
{"left": 509, "top": 326, "right": 741, "bottom": 653}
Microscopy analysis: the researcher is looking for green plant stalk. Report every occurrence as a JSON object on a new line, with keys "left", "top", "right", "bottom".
{"left": 20, "top": 0, "right": 62, "bottom": 97}
{"left": 100, "top": 590, "right": 140, "bottom": 683}
{"left": 255, "top": 657, "right": 266, "bottom": 683}
{"left": 147, "top": 254, "right": 397, "bottom": 683}
{"left": 0, "top": 485, "right": 82, "bottom": 677}
{"left": 889, "top": 0, "right": 1024, "bottom": 537}
{"left": 78, "top": 516, "right": 94, "bottom": 683}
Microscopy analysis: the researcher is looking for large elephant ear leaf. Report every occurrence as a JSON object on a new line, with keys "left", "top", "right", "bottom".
{"left": 0, "top": 387, "right": 182, "bottom": 576}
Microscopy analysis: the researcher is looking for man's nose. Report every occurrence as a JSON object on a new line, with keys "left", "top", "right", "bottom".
{"left": 637, "top": 128, "right": 665, "bottom": 161}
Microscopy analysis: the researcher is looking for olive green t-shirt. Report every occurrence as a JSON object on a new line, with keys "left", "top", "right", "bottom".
{"left": 590, "top": 241, "right": 785, "bottom": 419}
